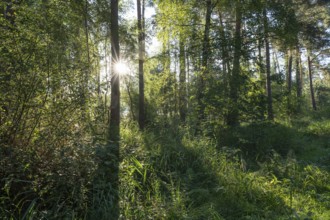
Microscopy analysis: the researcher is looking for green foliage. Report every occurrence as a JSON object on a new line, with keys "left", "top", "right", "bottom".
{"left": 307, "top": 120, "right": 330, "bottom": 137}
{"left": 2, "top": 115, "right": 330, "bottom": 219}
{"left": 0, "top": 139, "right": 96, "bottom": 219}
{"left": 116, "top": 123, "right": 330, "bottom": 219}
{"left": 216, "top": 121, "right": 300, "bottom": 161}
{"left": 0, "top": 0, "right": 104, "bottom": 218}
{"left": 1, "top": 0, "right": 330, "bottom": 219}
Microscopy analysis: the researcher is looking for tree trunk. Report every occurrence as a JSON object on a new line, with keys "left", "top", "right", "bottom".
{"left": 202, "top": 0, "right": 212, "bottom": 69}
{"left": 110, "top": 0, "right": 120, "bottom": 143}
{"left": 286, "top": 49, "right": 293, "bottom": 93}
{"left": 263, "top": 8, "right": 274, "bottom": 120}
{"left": 296, "top": 46, "right": 302, "bottom": 98}
{"left": 219, "top": 11, "right": 230, "bottom": 96}
{"left": 104, "top": 39, "right": 109, "bottom": 124}
{"left": 179, "top": 36, "right": 187, "bottom": 122}
{"left": 197, "top": 0, "right": 212, "bottom": 123}
{"left": 227, "top": 2, "right": 242, "bottom": 126}
{"left": 108, "top": 0, "right": 120, "bottom": 218}
{"left": 126, "top": 81, "right": 136, "bottom": 120}
{"left": 186, "top": 49, "right": 191, "bottom": 113}
{"left": 308, "top": 52, "right": 317, "bottom": 110}
{"left": 258, "top": 38, "right": 265, "bottom": 84}
{"left": 82, "top": 0, "right": 90, "bottom": 116}
{"left": 137, "top": 0, "right": 145, "bottom": 129}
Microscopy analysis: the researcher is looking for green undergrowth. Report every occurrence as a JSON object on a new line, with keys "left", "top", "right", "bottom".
{"left": 1, "top": 118, "right": 330, "bottom": 219}
{"left": 118, "top": 122, "right": 330, "bottom": 219}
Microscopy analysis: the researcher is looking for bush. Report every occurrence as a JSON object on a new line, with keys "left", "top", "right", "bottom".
{"left": 217, "top": 122, "right": 299, "bottom": 161}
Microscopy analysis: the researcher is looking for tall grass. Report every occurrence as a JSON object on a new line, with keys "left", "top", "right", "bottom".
{"left": 1, "top": 120, "right": 330, "bottom": 219}
{"left": 117, "top": 123, "right": 330, "bottom": 219}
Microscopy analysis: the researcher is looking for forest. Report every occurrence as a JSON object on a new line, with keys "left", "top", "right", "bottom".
{"left": 1, "top": 0, "right": 330, "bottom": 219}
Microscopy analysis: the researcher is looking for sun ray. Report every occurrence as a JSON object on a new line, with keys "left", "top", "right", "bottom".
{"left": 114, "top": 60, "right": 130, "bottom": 75}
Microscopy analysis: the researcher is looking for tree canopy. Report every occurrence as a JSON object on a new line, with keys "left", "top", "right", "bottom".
{"left": 1, "top": 0, "right": 330, "bottom": 219}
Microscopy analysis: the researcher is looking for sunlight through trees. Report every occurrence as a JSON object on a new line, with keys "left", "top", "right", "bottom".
{"left": 1, "top": 0, "right": 330, "bottom": 219}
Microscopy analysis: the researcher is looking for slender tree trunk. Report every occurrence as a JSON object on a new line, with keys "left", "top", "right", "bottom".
{"left": 227, "top": 2, "right": 242, "bottom": 126}
{"left": 84, "top": 0, "right": 90, "bottom": 70}
{"left": 307, "top": 51, "right": 317, "bottom": 110}
{"left": 126, "top": 80, "right": 136, "bottom": 120}
{"left": 258, "top": 38, "right": 264, "bottom": 82}
{"left": 174, "top": 50, "right": 178, "bottom": 116}
{"left": 202, "top": 0, "right": 212, "bottom": 69}
{"left": 137, "top": 0, "right": 145, "bottom": 129}
{"left": 263, "top": 8, "right": 273, "bottom": 120}
{"left": 219, "top": 12, "right": 229, "bottom": 96}
{"left": 82, "top": 0, "right": 90, "bottom": 116}
{"left": 186, "top": 50, "right": 190, "bottom": 112}
{"left": 285, "top": 48, "right": 293, "bottom": 115}
{"left": 273, "top": 50, "right": 280, "bottom": 75}
{"left": 286, "top": 49, "right": 293, "bottom": 93}
{"left": 197, "top": 0, "right": 212, "bottom": 123}
{"left": 108, "top": 0, "right": 120, "bottom": 218}
{"left": 110, "top": 0, "right": 120, "bottom": 143}
{"left": 295, "top": 45, "right": 303, "bottom": 113}
{"left": 299, "top": 52, "right": 304, "bottom": 95}
{"left": 161, "top": 34, "right": 171, "bottom": 117}
{"left": 296, "top": 46, "right": 302, "bottom": 98}
{"left": 104, "top": 39, "right": 109, "bottom": 124}
{"left": 257, "top": 36, "right": 267, "bottom": 120}
{"left": 179, "top": 36, "right": 187, "bottom": 122}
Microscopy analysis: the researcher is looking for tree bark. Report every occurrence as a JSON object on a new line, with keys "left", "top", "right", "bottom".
{"left": 307, "top": 51, "right": 317, "bottom": 110}
{"left": 263, "top": 8, "right": 274, "bottom": 120}
{"left": 227, "top": 1, "right": 242, "bottom": 126}
{"left": 295, "top": 45, "right": 304, "bottom": 113}
{"left": 109, "top": 0, "right": 120, "bottom": 218}
{"left": 197, "top": 0, "right": 212, "bottom": 123}
{"left": 257, "top": 36, "right": 267, "bottom": 120}
{"left": 110, "top": 0, "right": 120, "bottom": 143}
{"left": 179, "top": 36, "right": 187, "bottom": 122}
{"left": 126, "top": 80, "right": 136, "bottom": 120}
{"left": 82, "top": 0, "right": 90, "bottom": 116}
{"left": 286, "top": 49, "right": 293, "bottom": 93}
{"left": 296, "top": 46, "right": 302, "bottom": 98}
{"left": 219, "top": 11, "right": 230, "bottom": 96}
{"left": 137, "top": 0, "right": 145, "bottom": 129}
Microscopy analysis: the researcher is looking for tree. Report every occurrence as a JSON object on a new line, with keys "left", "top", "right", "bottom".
{"left": 263, "top": 7, "right": 273, "bottom": 120}
{"left": 196, "top": 0, "right": 212, "bottom": 123}
{"left": 307, "top": 51, "right": 317, "bottom": 110}
{"left": 295, "top": 46, "right": 303, "bottom": 99}
{"left": 286, "top": 49, "right": 293, "bottom": 94}
{"left": 179, "top": 35, "right": 187, "bottom": 122}
{"left": 227, "top": 1, "right": 242, "bottom": 126}
{"left": 109, "top": 0, "right": 120, "bottom": 143}
{"left": 137, "top": 0, "right": 145, "bottom": 129}
{"left": 107, "top": 0, "right": 121, "bottom": 219}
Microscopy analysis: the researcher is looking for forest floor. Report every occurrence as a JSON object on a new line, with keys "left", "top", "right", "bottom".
{"left": 117, "top": 115, "right": 330, "bottom": 219}
{"left": 1, "top": 114, "right": 330, "bottom": 219}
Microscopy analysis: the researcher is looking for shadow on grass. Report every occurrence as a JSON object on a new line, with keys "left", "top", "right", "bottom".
{"left": 215, "top": 121, "right": 330, "bottom": 168}
{"left": 89, "top": 142, "right": 120, "bottom": 220}
{"left": 117, "top": 119, "right": 330, "bottom": 219}
{"left": 137, "top": 125, "right": 293, "bottom": 219}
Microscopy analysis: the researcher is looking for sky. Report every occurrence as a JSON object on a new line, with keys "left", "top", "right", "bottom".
{"left": 123, "top": 0, "right": 161, "bottom": 56}
{"left": 99, "top": 1, "right": 160, "bottom": 82}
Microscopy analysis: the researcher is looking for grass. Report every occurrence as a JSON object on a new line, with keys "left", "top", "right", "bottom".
{"left": 1, "top": 117, "right": 330, "bottom": 219}
{"left": 117, "top": 119, "right": 330, "bottom": 219}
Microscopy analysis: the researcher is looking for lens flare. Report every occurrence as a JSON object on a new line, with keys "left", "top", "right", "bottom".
{"left": 114, "top": 61, "right": 129, "bottom": 75}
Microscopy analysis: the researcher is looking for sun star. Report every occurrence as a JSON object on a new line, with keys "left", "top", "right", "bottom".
{"left": 114, "top": 61, "right": 129, "bottom": 75}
